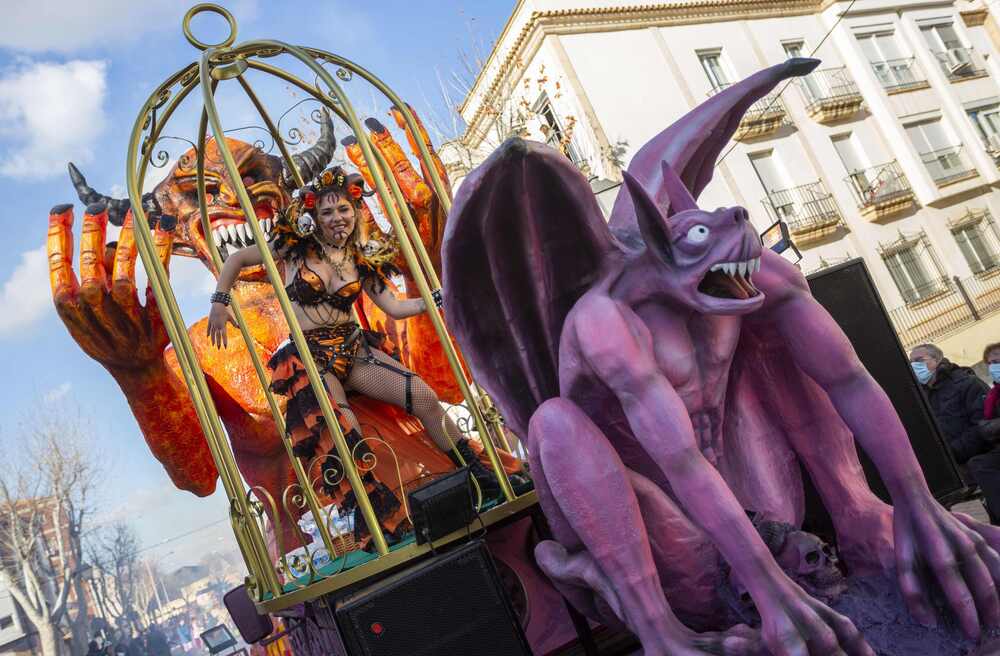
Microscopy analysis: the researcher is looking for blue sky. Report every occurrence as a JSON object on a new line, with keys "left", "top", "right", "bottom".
{"left": 0, "top": 0, "right": 511, "bottom": 570}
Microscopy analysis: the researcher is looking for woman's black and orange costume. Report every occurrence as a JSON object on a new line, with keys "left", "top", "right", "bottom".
{"left": 266, "top": 213, "right": 414, "bottom": 545}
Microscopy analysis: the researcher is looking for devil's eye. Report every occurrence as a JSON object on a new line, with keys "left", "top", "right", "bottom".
{"left": 687, "top": 225, "right": 710, "bottom": 243}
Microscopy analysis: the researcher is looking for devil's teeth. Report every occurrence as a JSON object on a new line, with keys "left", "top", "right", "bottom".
{"left": 737, "top": 261, "right": 748, "bottom": 277}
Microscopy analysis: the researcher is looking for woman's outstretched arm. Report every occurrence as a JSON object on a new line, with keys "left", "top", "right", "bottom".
{"left": 363, "top": 277, "right": 426, "bottom": 320}
{"left": 207, "top": 244, "right": 272, "bottom": 348}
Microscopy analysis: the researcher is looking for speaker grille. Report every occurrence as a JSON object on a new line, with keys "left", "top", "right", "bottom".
{"left": 336, "top": 541, "right": 531, "bottom": 656}
{"left": 807, "top": 259, "right": 963, "bottom": 500}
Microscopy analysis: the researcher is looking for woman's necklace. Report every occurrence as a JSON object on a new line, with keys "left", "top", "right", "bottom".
{"left": 321, "top": 242, "right": 352, "bottom": 279}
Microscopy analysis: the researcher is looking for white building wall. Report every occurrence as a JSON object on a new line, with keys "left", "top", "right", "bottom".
{"left": 453, "top": 0, "right": 1000, "bottom": 364}
{"left": 0, "top": 587, "right": 30, "bottom": 651}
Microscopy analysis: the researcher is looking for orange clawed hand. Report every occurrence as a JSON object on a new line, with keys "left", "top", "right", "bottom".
{"left": 341, "top": 104, "right": 451, "bottom": 276}
{"left": 46, "top": 202, "right": 218, "bottom": 495}
{"left": 48, "top": 203, "right": 174, "bottom": 369}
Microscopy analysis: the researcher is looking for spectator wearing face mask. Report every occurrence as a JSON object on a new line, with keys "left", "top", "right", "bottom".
{"left": 910, "top": 342, "right": 996, "bottom": 519}
{"left": 909, "top": 343, "right": 990, "bottom": 464}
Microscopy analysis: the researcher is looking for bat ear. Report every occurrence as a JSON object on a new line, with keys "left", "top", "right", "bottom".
{"left": 660, "top": 160, "right": 697, "bottom": 216}
{"left": 623, "top": 170, "right": 672, "bottom": 264}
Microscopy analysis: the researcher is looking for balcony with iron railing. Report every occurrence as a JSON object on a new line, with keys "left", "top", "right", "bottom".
{"left": 889, "top": 271, "right": 1000, "bottom": 348}
{"left": 761, "top": 181, "right": 843, "bottom": 246}
{"left": 870, "top": 57, "right": 930, "bottom": 93}
{"left": 931, "top": 46, "right": 988, "bottom": 81}
{"left": 795, "top": 67, "right": 864, "bottom": 124}
{"left": 919, "top": 145, "right": 978, "bottom": 186}
{"left": 844, "top": 161, "right": 916, "bottom": 222}
{"left": 709, "top": 83, "right": 789, "bottom": 140}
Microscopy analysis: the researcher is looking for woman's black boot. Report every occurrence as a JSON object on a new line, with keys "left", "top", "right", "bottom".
{"left": 448, "top": 438, "right": 502, "bottom": 498}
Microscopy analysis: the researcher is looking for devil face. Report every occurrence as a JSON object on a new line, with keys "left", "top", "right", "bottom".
{"left": 153, "top": 138, "right": 289, "bottom": 279}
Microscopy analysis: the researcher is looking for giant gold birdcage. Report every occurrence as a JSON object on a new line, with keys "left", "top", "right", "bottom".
{"left": 124, "top": 4, "right": 535, "bottom": 612}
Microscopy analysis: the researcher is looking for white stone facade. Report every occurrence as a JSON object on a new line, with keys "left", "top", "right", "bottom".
{"left": 452, "top": 0, "right": 1000, "bottom": 364}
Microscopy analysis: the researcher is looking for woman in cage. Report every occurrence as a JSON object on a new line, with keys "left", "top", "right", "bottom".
{"left": 207, "top": 166, "right": 506, "bottom": 545}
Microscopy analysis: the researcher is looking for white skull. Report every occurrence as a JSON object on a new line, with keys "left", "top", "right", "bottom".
{"left": 775, "top": 531, "right": 846, "bottom": 601}
{"left": 297, "top": 212, "right": 316, "bottom": 237}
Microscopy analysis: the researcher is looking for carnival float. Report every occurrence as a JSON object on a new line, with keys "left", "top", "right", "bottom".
{"left": 44, "top": 4, "right": 1000, "bottom": 655}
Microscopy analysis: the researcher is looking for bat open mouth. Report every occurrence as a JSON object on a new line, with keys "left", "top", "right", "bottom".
{"left": 698, "top": 258, "right": 761, "bottom": 300}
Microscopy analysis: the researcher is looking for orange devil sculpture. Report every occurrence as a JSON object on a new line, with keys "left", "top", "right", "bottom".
{"left": 47, "top": 109, "right": 517, "bottom": 546}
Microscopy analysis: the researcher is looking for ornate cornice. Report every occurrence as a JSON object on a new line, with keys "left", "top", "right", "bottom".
{"left": 460, "top": 0, "right": 839, "bottom": 141}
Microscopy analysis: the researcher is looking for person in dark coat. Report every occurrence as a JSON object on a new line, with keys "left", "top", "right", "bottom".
{"left": 910, "top": 343, "right": 994, "bottom": 517}
{"left": 963, "top": 341, "right": 1000, "bottom": 524}
{"left": 145, "top": 625, "right": 171, "bottom": 656}
{"left": 126, "top": 636, "right": 146, "bottom": 656}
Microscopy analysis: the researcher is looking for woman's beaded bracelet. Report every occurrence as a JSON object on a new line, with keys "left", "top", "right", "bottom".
{"left": 211, "top": 291, "right": 232, "bottom": 306}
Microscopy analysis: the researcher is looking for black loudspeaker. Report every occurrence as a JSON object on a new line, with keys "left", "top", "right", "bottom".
{"left": 408, "top": 467, "right": 475, "bottom": 545}
{"left": 335, "top": 540, "right": 532, "bottom": 656}
{"left": 223, "top": 585, "right": 273, "bottom": 644}
{"left": 806, "top": 259, "right": 964, "bottom": 503}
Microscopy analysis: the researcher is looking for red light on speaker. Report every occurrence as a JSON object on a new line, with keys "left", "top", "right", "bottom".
{"left": 370, "top": 622, "right": 384, "bottom": 636}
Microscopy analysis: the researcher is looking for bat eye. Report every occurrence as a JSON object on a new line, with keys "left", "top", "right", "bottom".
{"left": 687, "top": 225, "right": 710, "bottom": 244}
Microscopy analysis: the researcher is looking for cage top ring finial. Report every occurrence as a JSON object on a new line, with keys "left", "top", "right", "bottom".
{"left": 183, "top": 3, "right": 238, "bottom": 51}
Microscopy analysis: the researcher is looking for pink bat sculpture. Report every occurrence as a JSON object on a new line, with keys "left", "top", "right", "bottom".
{"left": 442, "top": 59, "right": 1000, "bottom": 655}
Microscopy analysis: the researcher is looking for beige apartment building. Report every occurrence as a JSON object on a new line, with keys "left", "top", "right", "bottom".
{"left": 445, "top": 0, "right": 1000, "bottom": 364}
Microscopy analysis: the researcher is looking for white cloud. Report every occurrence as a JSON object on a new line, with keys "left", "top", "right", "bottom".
{"left": 43, "top": 382, "right": 72, "bottom": 404}
{"left": 0, "top": 246, "right": 52, "bottom": 337}
{"left": 0, "top": 59, "right": 109, "bottom": 180}
{"left": 164, "top": 256, "right": 217, "bottom": 297}
{"left": 0, "top": 1, "right": 258, "bottom": 54}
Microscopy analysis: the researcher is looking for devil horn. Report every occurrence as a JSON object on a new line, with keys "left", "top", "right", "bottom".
{"left": 284, "top": 109, "right": 336, "bottom": 187}
{"left": 660, "top": 160, "right": 697, "bottom": 216}
{"left": 623, "top": 171, "right": 672, "bottom": 264}
{"left": 67, "top": 162, "right": 132, "bottom": 226}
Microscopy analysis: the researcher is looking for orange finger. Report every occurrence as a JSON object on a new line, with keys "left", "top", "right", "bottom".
{"left": 111, "top": 212, "right": 141, "bottom": 325}
{"left": 153, "top": 214, "right": 176, "bottom": 275}
{"left": 342, "top": 134, "right": 375, "bottom": 190}
{"left": 363, "top": 117, "right": 433, "bottom": 211}
{"left": 79, "top": 202, "right": 110, "bottom": 305}
{"left": 47, "top": 203, "right": 80, "bottom": 307}
{"left": 389, "top": 104, "right": 452, "bottom": 197}
{"left": 342, "top": 134, "right": 400, "bottom": 229}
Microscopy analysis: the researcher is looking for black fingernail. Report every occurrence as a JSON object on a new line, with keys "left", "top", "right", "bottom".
{"left": 364, "top": 117, "right": 386, "bottom": 133}
{"left": 50, "top": 203, "right": 72, "bottom": 215}
{"left": 341, "top": 135, "right": 357, "bottom": 146}
{"left": 86, "top": 201, "right": 107, "bottom": 215}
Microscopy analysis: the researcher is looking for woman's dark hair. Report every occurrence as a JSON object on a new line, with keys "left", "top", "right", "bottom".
{"left": 271, "top": 165, "right": 372, "bottom": 261}
{"left": 309, "top": 165, "right": 370, "bottom": 209}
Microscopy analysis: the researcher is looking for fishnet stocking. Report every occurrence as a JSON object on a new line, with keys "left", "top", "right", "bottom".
{"left": 345, "top": 348, "right": 459, "bottom": 451}
{"left": 320, "top": 373, "right": 356, "bottom": 428}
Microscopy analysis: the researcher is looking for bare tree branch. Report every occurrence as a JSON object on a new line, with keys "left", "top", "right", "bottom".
{"left": 0, "top": 403, "right": 102, "bottom": 656}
